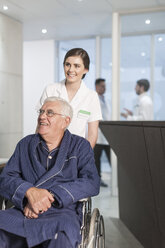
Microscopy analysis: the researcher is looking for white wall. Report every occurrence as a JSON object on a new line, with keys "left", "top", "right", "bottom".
{"left": 23, "top": 40, "right": 55, "bottom": 136}
{"left": 0, "top": 13, "right": 22, "bottom": 158}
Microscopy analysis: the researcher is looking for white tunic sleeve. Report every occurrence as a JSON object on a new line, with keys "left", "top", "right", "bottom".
{"left": 35, "top": 83, "right": 60, "bottom": 110}
{"left": 88, "top": 92, "right": 102, "bottom": 122}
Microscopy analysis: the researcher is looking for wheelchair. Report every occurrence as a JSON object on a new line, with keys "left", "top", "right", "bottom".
{"left": 79, "top": 198, "right": 105, "bottom": 248}
{"left": 1, "top": 161, "right": 105, "bottom": 248}
{"left": 1, "top": 197, "right": 105, "bottom": 248}
{"left": 1, "top": 198, "right": 105, "bottom": 248}
{"left": 0, "top": 164, "right": 105, "bottom": 248}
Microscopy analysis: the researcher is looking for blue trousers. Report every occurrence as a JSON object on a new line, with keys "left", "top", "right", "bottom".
{"left": 0, "top": 229, "right": 73, "bottom": 248}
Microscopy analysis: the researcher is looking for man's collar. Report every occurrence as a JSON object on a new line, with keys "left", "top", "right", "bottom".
{"left": 139, "top": 92, "right": 147, "bottom": 98}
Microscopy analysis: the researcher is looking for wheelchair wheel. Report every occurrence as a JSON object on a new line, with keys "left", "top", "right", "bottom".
{"left": 98, "top": 215, "right": 105, "bottom": 248}
{"left": 80, "top": 198, "right": 92, "bottom": 248}
{"left": 87, "top": 208, "right": 105, "bottom": 248}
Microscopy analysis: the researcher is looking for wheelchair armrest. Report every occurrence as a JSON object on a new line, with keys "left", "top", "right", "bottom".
{"left": 1, "top": 198, "right": 7, "bottom": 210}
{"left": 79, "top": 198, "right": 89, "bottom": 202}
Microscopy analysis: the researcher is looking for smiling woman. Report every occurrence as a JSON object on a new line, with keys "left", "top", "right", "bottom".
{"left": 36, "top": 48, "right": 102, "bottom": 148}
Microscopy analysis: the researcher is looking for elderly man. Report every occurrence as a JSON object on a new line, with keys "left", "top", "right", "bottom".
{"left": 0, "top": 97, "right": 100, "bottom": 248}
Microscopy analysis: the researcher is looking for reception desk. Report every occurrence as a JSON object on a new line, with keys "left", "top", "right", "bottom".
{"left": 99, "top": 121, "right": 165, "bottom": 248}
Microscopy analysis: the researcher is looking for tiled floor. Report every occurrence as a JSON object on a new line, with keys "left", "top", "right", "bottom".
{"left": 92, "top": 158, "right": 144, "bottom": 248}
{"left": 92, "top": 171, "right": 119, "bottom": 219}
{"left": 104, "top": 218, "right": 143, "bottom": 248}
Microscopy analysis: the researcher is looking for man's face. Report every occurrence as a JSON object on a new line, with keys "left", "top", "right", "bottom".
{"left": 95, "top": 81, "right": 106, "bottom": 95}
{"left": 37, "top": 101, "right": 69, "bottom": 137}
{"left": 135, "top": 84, "right": 144, "bottom": 95}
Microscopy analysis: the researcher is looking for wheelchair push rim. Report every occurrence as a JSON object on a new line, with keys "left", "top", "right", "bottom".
{"left": 87, "top": 208, "right": 105, "bottom": 248}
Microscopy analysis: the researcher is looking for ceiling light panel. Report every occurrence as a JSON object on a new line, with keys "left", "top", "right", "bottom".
{"left": 3, "top": 5, "right": 8, "bottom": 10}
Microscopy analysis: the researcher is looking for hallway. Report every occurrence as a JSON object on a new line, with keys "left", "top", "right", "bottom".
{"left": 92, "top": 166, "right": 144, "bottom": 248}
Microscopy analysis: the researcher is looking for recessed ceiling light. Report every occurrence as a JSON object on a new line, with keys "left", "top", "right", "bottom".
{"left": 78, "top": 0, "right": 83, "bottom": 2}
{"left": 141, "top": 69, "right": 146, "bottom": 74}
{"left": 145, "top": 19, "right": 151, "bottom": 25}
{"left": 141, "top": 52, "right": 146, "bottom": 57}
{"left": 120, "top": 68, "right": 125, "bottom": 72}
{"left": 3, "top": 5, "right": 8, "bottom": 10}
{"left": 158, "top": 37, "right": 163, "bottom": 42}
{"left": 42, "top": 29, "right": 47, "bottom": 34}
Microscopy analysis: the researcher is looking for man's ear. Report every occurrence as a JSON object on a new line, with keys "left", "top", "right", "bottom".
{"left": 62, "top": 116, "right": 71, "bottom": 129}
{"left": 140, "top": 85, "right": 145, "bottom": 93}
{"left": 65, "top": 116, "right": 71, "bottom": 126}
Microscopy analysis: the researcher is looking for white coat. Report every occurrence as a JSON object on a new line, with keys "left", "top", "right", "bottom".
{"left": 36, "top": 80, "right": 102, "bottom": 138}
{"left": 127, "top": 92, "right": 153, "bottom": 120}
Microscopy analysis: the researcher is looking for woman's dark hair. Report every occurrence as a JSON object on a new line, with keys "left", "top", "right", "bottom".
{"left": 63, "top": 48, "right": 90, "bottom": 79}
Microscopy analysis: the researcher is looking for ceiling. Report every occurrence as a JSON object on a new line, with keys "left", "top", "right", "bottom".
{"left": 0, "top": 0, "right": 165, "bottom": 41}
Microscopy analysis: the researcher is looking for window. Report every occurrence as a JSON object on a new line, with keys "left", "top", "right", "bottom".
{"left": 100, "top": 37, "right": 112, "bottom": 118}
{"left": 154, "top": 33, "right": 165, "bottom": 120}
{"left": 120, "top": 35, "right": 151, "bottom": 118}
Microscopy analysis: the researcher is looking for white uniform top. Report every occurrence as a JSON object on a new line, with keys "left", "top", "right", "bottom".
{"left": 97, "top": 95, "right": 111, "bottom": 145}
{"left": 36, "top": 80, "right": 102, "bottom": 138}
{"left": 127, "top": 92, "right": 153, "bottom": 121}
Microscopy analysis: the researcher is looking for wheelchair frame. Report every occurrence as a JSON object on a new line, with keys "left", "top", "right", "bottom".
{"left": 1, "top": 197, "right": 105, "bottom": 248}
{"left": 79, "top": 198, "right": 105, "bottom": 248}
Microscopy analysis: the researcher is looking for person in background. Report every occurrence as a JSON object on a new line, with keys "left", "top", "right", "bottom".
{"left": 0, "top": 97, "right": 100, "bottom": 248}
{"left": 36, "top": 48, "right": 102, "bottom": 148}
{"left": 121, "top": 79, "right": 153, "bottom": 120}
{"left": 94, "top": 78, "right": 111, "bottom": 187}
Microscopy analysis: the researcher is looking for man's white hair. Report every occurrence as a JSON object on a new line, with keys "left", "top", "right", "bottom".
{"left": 43, "top": 96, "right": 73, "bottom": 120}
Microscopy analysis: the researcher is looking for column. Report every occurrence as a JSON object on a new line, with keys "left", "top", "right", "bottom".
{"left": 0, "top": 13, "right": 23, "bottom": 158}
{"left": 111, "top": 12, "right": 121, "bottom": 196}
{"left": 95, "top": 36, "right": 101, "bottom": 78}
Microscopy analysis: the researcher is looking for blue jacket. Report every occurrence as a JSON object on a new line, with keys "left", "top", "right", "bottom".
{"left": 0, "top": 130, "right": 100, "bottom": 247}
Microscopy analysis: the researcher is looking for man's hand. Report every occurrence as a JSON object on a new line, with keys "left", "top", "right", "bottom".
{"left": 23, "top": 203, "right": 39, "bottom": 219}
{"left": 124, "top": 108, "right": 133, "bottom": 116}
{"left": 121, "top": 112, "right": 128, "bottom": 118}
{"left": 25, "top": 187, "right": 54, "bottom": 216}
{"left": 121, "top": 108, "right": 133, "bottom": 118}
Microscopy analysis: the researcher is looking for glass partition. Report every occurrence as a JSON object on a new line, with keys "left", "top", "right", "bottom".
{"left": 120, "top": 11, "right": 165, "bottom": 120}
{"left": 120, "top": 35, "right": 151, "bottom": 119}
{"left": 154, "top": 33, "right": 165, "bottom": 120}
{"left": 100, "top": 37, "right": 112, "bottom": 118}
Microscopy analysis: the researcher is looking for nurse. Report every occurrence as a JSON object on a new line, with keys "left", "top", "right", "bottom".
{"left": 36, "top": 48, "right": 102, "bottom": 148}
